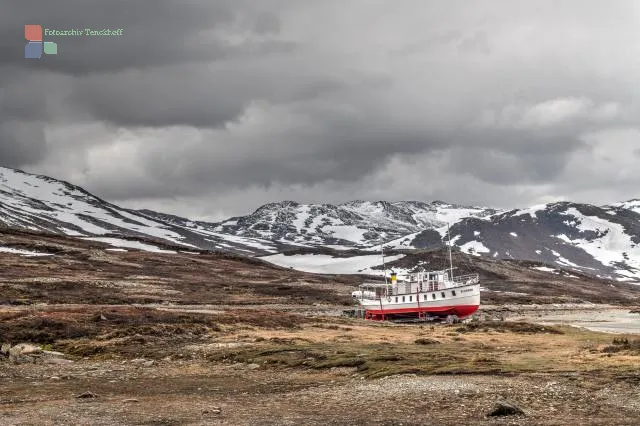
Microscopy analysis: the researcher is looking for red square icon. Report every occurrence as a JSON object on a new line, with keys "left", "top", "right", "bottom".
{"left": 25, "top": 25, "right": 42, "bottom": 41}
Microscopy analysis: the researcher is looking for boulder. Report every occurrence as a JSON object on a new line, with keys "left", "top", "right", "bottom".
{"left": 8, "top": 343, "right": 43, "bottom": 363}
{"left": 9, "top": 343, "right": 42, "bottom": 357}
{"left": 75, "top": 391, "right": 98, "bottom": 399}
{"left": 42, "top": 350, "right": 65, "bottom": 358}
{"left": 487, "top": 401, "right": 525, "bottom": 417}
{"left": 43, "top": 357, "right": 74, "bottom": 365}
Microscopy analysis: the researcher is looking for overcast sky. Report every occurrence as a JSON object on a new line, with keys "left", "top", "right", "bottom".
{"left": 3, "top": 1, "right": 640, "bottom": 220}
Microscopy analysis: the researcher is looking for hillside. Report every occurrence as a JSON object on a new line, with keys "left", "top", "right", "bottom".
{"left": 0, "top": 167, "right": 282, "bottom": 255}
{"left": 391, "top": 202, "right": 640, "bottom": 282}
{"left": 1, "top": 229, "right": 639, "bottom": 307}
{"left": 1, "top": 166, "right": 640, "bottom": 284}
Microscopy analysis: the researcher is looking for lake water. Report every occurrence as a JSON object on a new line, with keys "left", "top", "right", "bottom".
{"left": 522, "top": 309, "right": 640, "bottom": 334}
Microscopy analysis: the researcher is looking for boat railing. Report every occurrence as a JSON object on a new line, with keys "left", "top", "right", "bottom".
{"left": 409, "top": 273, "right": 479, "bottom": 287}
{"left": 450, "top": 273, "right": 480, "bottom": 286}
{"left": 356, "top": 273, "right": 479, "bottom": 300}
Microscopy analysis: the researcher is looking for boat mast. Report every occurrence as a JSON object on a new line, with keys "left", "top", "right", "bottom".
{"left": 381, "top": 240, "right": 388, "bottom": 285}
{"left": 447, "top": 222, "right": 454, "bottom": 281}
{"left": 371, "top": 228, "right": 388, "bottom": 286}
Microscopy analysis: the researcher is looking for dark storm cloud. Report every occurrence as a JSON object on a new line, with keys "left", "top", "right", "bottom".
{"left": 66, "top": 59, "right": 347, "bottom": 128}
{"left": 0, "top": 121, "right": 48, "bottom": 167}
{"left": 2, "top": 0, "right": 640, "bottom": 217}
{"left": 1, "top": 0, "right": 295, "bottom": 164}
{"left": 0, "top": 66, "right": 54, "bottom": 166}
{"left": 0, "top": 0, "right": 289, "bottom": 74}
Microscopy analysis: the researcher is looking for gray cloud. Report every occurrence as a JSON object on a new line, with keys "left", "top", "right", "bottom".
{"left": 3, "top": 0, "right": 640, "bottom": 218}
{"left": 0, "top": 121, "right": 48, "bottom": 167}
{"left": 1, "top": 0, "right": 291, "bottom": 74}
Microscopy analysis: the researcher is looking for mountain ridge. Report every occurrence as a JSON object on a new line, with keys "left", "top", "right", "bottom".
{"left": 1, "top": 166, "right": 639, "bottom": 283}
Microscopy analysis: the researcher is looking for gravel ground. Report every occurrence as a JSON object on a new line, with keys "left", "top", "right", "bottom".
{"left": 2, "top": 359, "right": 640, "bottom": 425}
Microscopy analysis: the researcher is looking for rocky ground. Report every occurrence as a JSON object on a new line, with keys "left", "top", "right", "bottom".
{"left": 3, "top": 360, "right": 640, "bottom": 425}
{"left": 1, "top": 230, "right": 640, "bottom": 425}
{"left": 2, "top": 304, "right": 640, "bottom": 425}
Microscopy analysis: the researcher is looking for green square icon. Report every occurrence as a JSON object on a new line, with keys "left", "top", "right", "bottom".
{"left": 43, "top": 42, "right": 57, "bottom": 54}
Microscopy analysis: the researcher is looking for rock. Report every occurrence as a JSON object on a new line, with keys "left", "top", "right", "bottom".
{"left": 9, "top": 343, "right": 42, "bottom": 357}
{"left": 100, "top": 314, "right": 108, "bottom": 320}
{"left": 1, "top": 343, "right": 11, "bottom": 354}
{"left": 49, "top": 376, "right": 61, "bottom": 381}
{"left": 143, "top": 360, "right": 155, "bottom": 367}
{"left": 42, "top": 350, "right": 65, "bottom": 358}
{"left": 203, "top": 407, "right": 222, "bottom": 415}
{"left": 247, "top": 363, "right": 260, "bottom": 370}
{"left": 487, "top": 401, "right": 525, "bottom": 417}
{"left": 11, "top": 355, "right": 36, "bottom": 364}
{"left": 123, "top": 398, "right": 139, "bottom": 403}
{"left": 75, "top": 391, "right": 98, "bottom": 399}
{"left": 43, "top": 357, "right": 74, "bottom": 365}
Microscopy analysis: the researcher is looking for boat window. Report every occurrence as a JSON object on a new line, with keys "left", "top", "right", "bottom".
{"left": 441, "top": 292, "right": 446, "bottom": 298}
{"left": 402, "top": 296, "right": 405, "bottom": 302}
{"left": 423, "top": 294, "right": 427, "bottom": 301}
{"left": 451, "top": 290, "right": 456, "bottom": 296}
{"left": 409, "top": 296, "right": 412, "bottom": 302}
{"left": 395, "top": 297, "right": 398, "bottom": 303}
{"left": 432, "top": 293, "right": 436, "bottom": 300}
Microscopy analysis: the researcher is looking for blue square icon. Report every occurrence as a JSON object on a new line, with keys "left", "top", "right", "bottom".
{"left": 25, "top": 41, "right": 42, "bottom": 59}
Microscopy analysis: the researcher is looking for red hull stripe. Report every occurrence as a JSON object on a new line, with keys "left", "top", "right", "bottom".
{"left": 365, "top": 304, "right": 479, "bottom": 318}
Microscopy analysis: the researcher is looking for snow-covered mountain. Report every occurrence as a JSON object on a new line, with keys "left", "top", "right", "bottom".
{"left": 143, "top": 197, "right": 640, "bottom": 283}
{"left": 197, "top": 200, "right": 498, "bottom": 248}
{"left": 0, "top": 167, "right": 280, "bottom": 255}
{"left": 1, "top": 166, "right": 639, "bottom": 283}
{"left": 393, "top": 201, "right": 640, "bottom": 282}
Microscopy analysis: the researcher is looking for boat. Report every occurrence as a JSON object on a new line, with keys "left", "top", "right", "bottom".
{"left": 352, "top": 225, "right": 480, "bottom": 321}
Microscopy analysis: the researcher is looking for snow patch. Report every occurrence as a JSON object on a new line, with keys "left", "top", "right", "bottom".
{"left": 532, "top": 266, "right": 557, "bottom": 273}
{"left": 0, "top": 246, "right": 53, "bottom": 257}
{"left": 459, "top": 241, "right": 490, "bottom": 256}
{"left": 512, "top": 203, "right": 547, "bottom": 219}
{"left": 560, "top": 208, "right": 640, "bottom": 272}
{"left": 82, "top": 237, "right": 177, "bottom": 253}
{"left": 261, "top": 253, "right": 405, "bottom": 274}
